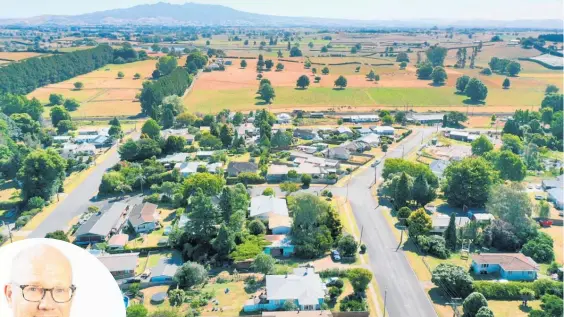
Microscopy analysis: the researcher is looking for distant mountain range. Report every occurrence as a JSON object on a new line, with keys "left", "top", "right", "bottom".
{"left": 0, "top": 2, "right": 561, "bottom": 29}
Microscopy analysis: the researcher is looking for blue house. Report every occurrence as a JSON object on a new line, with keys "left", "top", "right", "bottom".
{"left": 471, "top": 253, "right": 539, "bottom": 281}
{"left": 264, "top": 235, "right": 295, "bottom": 257}
{"left": 243, "top": 267, "right": 326, "bottom": 312}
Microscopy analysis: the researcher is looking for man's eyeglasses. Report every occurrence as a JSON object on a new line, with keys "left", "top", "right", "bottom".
{"left": 15, "top": 284, "right": 76, "bottom": 303}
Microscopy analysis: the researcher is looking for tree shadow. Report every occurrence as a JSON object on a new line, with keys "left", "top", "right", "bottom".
{"left": 294, "top": 87, "right": 308, "bottom": 90}
{"left": 428, "top": 82, "right": 445, "bottom": 87}
{"left": 519, "top": 303, "right": 533, "bottom": 313}
{"left": 332, "top": 87, "right": 346, "bottom": 91}
{"left": 462, "top": 99, "right": 485, "bottom": 105}
{"left": 454, "top": 91, "right": 466, "bottom": 96}
{"left": 254, "top": 101, "right": 268, "bottom": 106}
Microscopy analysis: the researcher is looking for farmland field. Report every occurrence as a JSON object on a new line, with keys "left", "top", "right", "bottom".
{"left": 0, "top": 51, "right": 46, "bottom": 61}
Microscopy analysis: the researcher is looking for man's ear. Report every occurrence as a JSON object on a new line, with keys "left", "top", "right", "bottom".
{"left": 4, "top": 284, "right": 13, "bottom": 307}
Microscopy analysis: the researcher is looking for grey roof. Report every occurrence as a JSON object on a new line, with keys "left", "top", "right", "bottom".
{"left": 359, "top": 133, "right": 380, "bottom": 145}
{"left": 542, "top": 179, "right": 563, "bottom": 189}
{"left": 266, "top": 267, "right": 325, "bottom": 306}
{"left": 75, "top": 202, "right": 128, "bottom": 238}
{"left": 337, "top": 126, "right": 352, "bottom": 134}
{"left": 227, "top": 161, "right": 258, "bottom": 175}
{"left": 548, "top": 188, "right": 564, "bottom": 204}
{"left": 96, "top": 252, "right": 139, "bottom": 273}
{"left": 430, "top": 160, "right": 449, "bottom": 177}
{"left": 250, "top": 196, "right": 289, "bottom": 218}
{"left": 407, "top": 113, "right": 445, "bottom": 122}
{"left": 358, "top": 128, "right": 372, "bottom": 134}
{"left": 433, "top": 216, "right": 471, "bottom": 228}
{"left": 157, "top": 153, "right": 190, "bottom": 164}
{"left": 152, "top": 257, "right": 181, "bottom": 277}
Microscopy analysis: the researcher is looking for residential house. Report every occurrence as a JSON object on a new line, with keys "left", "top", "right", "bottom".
{"left": 430, "top": 215, "right": 471, "bottom": 234}
{"left": 448, "top": 130, "right": 469, "bottom": 141}
{"left": 542, "top": 175, "right": 563, "bottom": 190}
{"left": 547, "top": 188, "right": 564, "bottom": 209}
{"left": 277, "top": 113, "right": 292, "bottom": 124}
{"left": 471, "top": 253, "right": 539, "bottom": 281}
{"left": 236, "top": 123, "right": 258, "bottom": 137}
{"left": 91, "top": 135, "right": 112, "bottom": 148}
{"left": 309, "top": 112, "right": 324, "bottom": 118}
{"left": 250, "top": 196, "right": 289, "bottom": 220}
{"left": 358, "top": 127, "right": 372, "bottom": 136}
{"left": 175, "top": 161, "right": 223, "bottom": 176}
{"left": 261, "top": 311, "right": 340, "bottom": 317}
{"left": 407, "top": 113, "right": 444, "bottom": 125}
{"left": 61, "top": 143, "right": 96, "bottom": 159}
{"left": 293, "top": 129, "right": 319, "bottom": 140}
{"left": 74, "top": 202, "right": 130, "bottom": 245}
{"left": 77, "top": 128, "right": 109, "bottom": 136}
{"left": 227, "top": 161, "right": 258, "bottom": 177}
{"left": 372, "top": 126, "right": 395, "bottom": 136}
{"left": 430, "top": 159, "right": 449, "bottom": 178}
{"left": 358, "top": 134, "right": 380, "bottom": 147}
{"left": 243, "top": 267, "right": 326, "bottom": 312}
{"left": 53, "top": 136, "right": 72, "bottom": 143}
{"left": 342, "top": 140, "right": 370, "bottom": 153}
{"left": 296, "top": 146, "right": 318, "bottom": 154}
{"left": 336, "top": 126, "right": 353, "bottom": 137}
{"left": 326, "top": 147, "right": 351, "bottom": 160}
{"left": 160, "top": 128, "right": 195, "bottom": 144}
{"left": 290, "top": 151, "right": 340, "bottom": 168}
{"left": 128, "top": 203, "right": 160, "bottom": 234}
{"left": 157, "top": 153, "right": 190, "bottom": 165}
{"left": 264, "top": 234, "right": 295, "bottom": 257}
{"left": 150, "top": 257, "right": 182, "bottom": 283}
{"left": 268, "top": 214, "right": 292, "bottom": 235}
{"left": 344, "top": 115, "right": 379, "bottom": 123}
{"left": 266, "top": 164, "right": 326, "bottom": 182}
{"left": 469, "top": 212, "right": 495, "bottom": 223}
{"left": 96, "top": 253, "right": 139, "bottom": 280}
{"left": 106, "top": 233, "right": 129, "bottom": 251}
{"left": 196, "top": 150, "right": 215, "bottom": 159}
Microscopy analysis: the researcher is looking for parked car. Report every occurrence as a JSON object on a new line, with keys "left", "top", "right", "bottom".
{"left": 331, "top": 250, "right": 341, "bottom": 261}
{"left": 123, "top": 278, "right": 141, "bottom": 284}
{"left": 535, "top": 195, "right": 545, "bottom": 200}
{"left": 538, "top": 219, "right": 553, "bottom": 227}
{"left": 140, "top": 269, "right": 151, "bottom": 279}
{"left": 371, "top": 160, "right": 381, "bottom": 167}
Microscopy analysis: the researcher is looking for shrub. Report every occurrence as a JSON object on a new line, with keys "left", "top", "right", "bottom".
{"left": 339, "top": 295, "right": 368, "bottom": 312}
{"left": 360, "top": 244, "right": 367, "bottom": 253}
{"left": 237, "top": 172, "right": 265, "bottom": 184}
{"left": 329, "top": 286, "right": 343, "bottom": 299}
{"left": 416, "top": 235, "right": 450, "bottom": 259}
{"left": 27, "top": 196, "right": 46, "bottom": 210}
{"left": 431, "top": 263, "right": 474, "bottom": 298}
{"left": 397, "top": 206, "right": 412, "bottom": 219}
{"left": 521, "top": 232, "right": 555, "bottom": 263}
{"left": 463, "top": 292, "right": 488, "bottom": 317}
{"left": 337, "top": 235, "right": 359, "bottom": 257}
{"left": 262, "top": 187, "right": 275, "bottom": 196}
{"left": 473, "top": 280, "right": 563, "bottom": 300}
{"left": 248, "top": 219, "right": 266, "bottom": 235}
{"left": 319, "top": 268, "right": 350, "bottom": 278}
{"left": 329, "top": 279, "right": 344, "bottom": 289}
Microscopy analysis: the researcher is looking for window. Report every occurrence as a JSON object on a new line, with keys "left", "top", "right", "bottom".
{"left": 481, "top": 264, "right": 489, "bottom": 268}
{"left": 508, "top": 271, "right": 512, "bottom": 275}
{"left": 304, "top": 305, "right": 314, "bottom": 311}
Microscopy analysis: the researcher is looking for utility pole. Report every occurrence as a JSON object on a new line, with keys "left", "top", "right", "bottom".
{"left": 359, "top": 225, "right": 364, "bottom": 245}
{"left": 383, "top": 289, "right": 388, "bottom": 317}
{"left": 2, "top": 221, "right": 13, "bottom": 243}
{"left": 402, "top": 145, "right": 405, "bottom": 158}
{"left": 396, "top": 224, "right": 407, "bottom": 251}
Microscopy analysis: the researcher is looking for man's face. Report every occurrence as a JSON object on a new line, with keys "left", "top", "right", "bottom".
{"left": 4, "top": 246, "right": 73, "bottom": 317}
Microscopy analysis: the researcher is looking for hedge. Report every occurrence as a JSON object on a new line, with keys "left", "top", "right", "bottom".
{"left": 319, "top": 268, "right": 352, "bottom": 278}
{"left": 473, "top": 279, "right": 563, "bottom": 300}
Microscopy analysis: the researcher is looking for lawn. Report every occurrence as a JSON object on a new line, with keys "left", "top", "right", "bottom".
{"left": 488, "top": 300, "right": 541, "bottom": 317}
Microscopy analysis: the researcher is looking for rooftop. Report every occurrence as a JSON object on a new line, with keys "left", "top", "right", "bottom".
{"left": 108, "top": 233, "right": 129, "bottom": 247}
{"left": 96, "top": 252, "right": 139, "bottom": 273}
{"left": 472, "top": 253, "right": 539, "bottom": 272}
{"left": 266, "top": 267, "right": 325, "bottom": 306}
{"left": 128, "top": 203, "right": 158, "bottom": 228}
{"left": 250, "top": 196, "right": 289, "bottom": 218}
{"left": 152, "top": 257, "right": 181, "bottom": 277}
{"left": 75, "top": 202, "right": 129, "bottom": 238}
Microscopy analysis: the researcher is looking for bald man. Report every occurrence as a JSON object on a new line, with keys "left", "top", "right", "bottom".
{"left": 4, "top": 244, "right": 75, "bottom": 317}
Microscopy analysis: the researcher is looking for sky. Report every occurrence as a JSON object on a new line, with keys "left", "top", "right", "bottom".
{"left": 2, "top": 0, "right": 563, "bottom": 20}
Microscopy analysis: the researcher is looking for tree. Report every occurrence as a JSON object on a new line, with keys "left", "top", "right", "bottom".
{"left": 520, "top": 288, "right": 535, "bottom": 307}
{"left": 367, "top": 70, "right": 376, "bottom": 81}
{"left": 219, "top": 124, "right": 234, "bottom": 147}
{"left": 50, "top": 106, "right": 71, "bottom": 127}
{"left": 322, "top": 67, "right": 330, "bottom": 75}
{"left": 117, "top": 71, "right": 125, "bottom": 79}
{"left": 49, "top": 93, "right": 64, "bottom": 105}
{"left": 174, "top": 261, "right": 208, "bottom": 289}
{"left": 350, "top": 47, "right": 358, "bottom": 54}
{"left": 301, "top": 174, "right": 312, "bottom": 187}
{"left": 334, "top": 76, "right": 348, "bottom": 89}
{"left": 463, "top": 292, "right": 488, "bottom": 317}
{"left": 271, "top": 130, "right": 293, "bottom": 148}
{"left": 167, "top": 289, "right": 185, "bottom": 307}
{"left": 258, "top": 83, "right": 275, "bottom": 103}
{"left": 545, "top": 84, "right": 559, "bottom": 95}
{"left": 56, "top": 120, "right": 75, "bottom": 134}
{"left": 186, "top": 51, "right": 208, "bottom": 69}
{"left": 321, "top": 46, "right": 329, "bottom": 53}
{"left": 277, "top": 50, "right": 283, "bottom": 58}
{"left": 73, "top": 82, "right": 84, "bottom": 90}
{"left": 276, "top": 63, "right": 284, "bottom": 71}
{"left": 45, "top": 230, "right": 69, "bottom": 242}
{"left": 262, "top": 187, "right": 275, "bottom": 196}
{"left": 539, "top": 294, "right": 563, "bottom": 317}
{"left": 304, "top": 60, "right": 312, "bottom": 69}
{"left": 18, "top": 149, "right": 66, "bottom": 200}
{"left": 252, "top": 253, "right": 276, "bottom": 276}
{"left": 289, "top": 47, "right": 302, "bottom": 57}
{"left": 240, "top": 59, "right": 247, "bottom": 68}
{"left": 426, "top": 46, "right": 447, "bottom": 66}
{"left": 442, "top": 157, "right": 497, "bottom": 207}
{"left": 347, "top": 268, "right": 372, "bottom": 294}
{"left": 506, "top": 61, "right": 521, "bottom": 76}
{"left": 486, "top": 183, "right": 532, "bottom": 231}
{"left": 126, "top": 304, "right": 148, "bottom": 317}
{"left": 551, "top": 111, "right": 563, "bottom": 139}
{"left": 444, "top": 213, "right": 457, "bottom": 250}
{"left": 134, "top": 73, "right": 141, "bottom": 79}
{"left": 503, "top": 119, "right": 521, "bottom": 136}
{"left": 407, "top": 208, "right": 432, "bottom": 237}
{"left": 280, "top": 182, "right": 300, "bottom": 194}
{"left": 431, "top": 263, "right": 474, "bottom": 298}
{"left": 416, "top": 62, "right": 433, "bottom": 79}
{"left": 541, "top": 93, "right": 563, "bottom": 112}
{"left": 456, "top": 75, "right": 470, "bottom": 93}
{"left": 156, "top": 56, "right": 178, "bottom": 76}
{"left": 480, "top": 68, "right": 492, "bottom": 75}
{"left": 412, "top": 173, "right": 436, "bottom": 206}
{"left": 393, "top": 172, "right": 412, "bottom": 209}
{"left": 212, "top": 225, "right": 235, "bottom": 259}
{"left": 248, "top": 219, "right": 266, "bottom": 235}
{"left": 141, "top": 119, "right": 161, "bottom": 139}
{"left": 396, "top": 52, "right": 409, "bottom": 62}
{"left": 501, "top": 134, "right": 523, "bottom": 154}
{"left": 475, "top": 307, "right": 494, "bottom": 317}
{"left": 394, "top": 111, "right": 406, "bottom": 124}
{"left": 521, "top": 232, "right": 555, "bottom": 263}
{"left": 538, "top": 201, "right": 550, "bottom": 219}
{"left": 431, "top": 66, "right": 447, "bottom": 85}
{"left": 185, "top": 188, "right": 220, "bottom": 241}
{"left": 493, "top": 151, "right": 527, "bottom": 181}
{"left": 264, "top": 59, "right": 274, "bottom": 71}
{"left": 465, "top": 78, "right": 488, "bottom": 102}
{"left": 471, "top": 135, "right": 493, "bottom": 156}
{"left": 399, "top": 61, "right": 407, "bottom": 69}
{"left": 337, "top": 235, "right": 359, "bottom": 257}
{"left": 164, "top": 136, "right": 185, "bottom": 154}
{"left": 503, "top": 78, "right": 511, "bottom": 89}
{"left": 296, "top": 75, "right": 310, "bottom": 89}
{"left": 397, "top": 207, "right": 412, "bottom": 219}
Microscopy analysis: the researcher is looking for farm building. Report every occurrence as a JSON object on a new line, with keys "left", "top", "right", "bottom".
{"left": 74, "top": 202, "right": 130, "bottom": 246}
{"left": 96, "top": 252, "right": 139, "bottom": 280}
{"left": 407, "top": 113, "right": 444, "bottom": 125}
{"left": 447, "top": 130, "right": 469, "bottom": 141}
{"left": 128, "top": 203, "right": 160, "bottom": 234}
{"left": 343, "top": 115, "right": 379, "bottom": 123}
{"left": 336, "top": 126, "right": 353, "bottom": 136}
{"left": 277, "top": 113, "right": 292, "bottom": 123}
{"left": 471, "top": 253, "right": 538, "bottom": 281}
{"left": 243, "top": 267, "right": 325, "bottom": 312}
{"left": 547, "top": 188, "right": 564, "bottom": 209}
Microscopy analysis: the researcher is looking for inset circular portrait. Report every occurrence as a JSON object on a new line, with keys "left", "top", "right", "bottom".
{"left": 0, "top": 238, "right": 126, "bottom": 317}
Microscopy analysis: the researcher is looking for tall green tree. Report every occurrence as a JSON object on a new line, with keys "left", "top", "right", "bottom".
{"left": 456, "top": 75, "right": 470, "bottom": 92}
{"left": 50, "top": 106, "right": 71, "bottom": 127}
{"left": 407, "top": 208, "right": 432, "bottom": 237}
{"left": 442, "top": 157, "right": 498, "bottom": 207}
{"left": 212, "top": 224, "right": 235, "bottom": 259}
{"left": 502, "top": 78, "right": 511, "bottom": 89}
{"left": 471, "top": 135, "right": 493, "bottom": 155}
{"left": 156, "top": 56, "right": 178, "bottom": 76}
{"left": 186, "top": 189, "right": 220, "bottom": 242}
{"left": 258, "top": 83, "right": 275, "bottom": 103}
{"left": 252, "top": 253, "right": 276, "bottom": 277}
{"left": 416, "top": 62, "right": 433, "bottom": 79}
{"left": 18, "top": 149, "right": 66, "bottom": 200}
{"left": 486, "top": 183, "right": 533, "bottom": 231}
{"left": 296, "top": 75, "right": 310, "bottom": 89}
{"left": 425, "top": 46, "right": 448, "bottom": 66}
{"left": 334, "top": 76, "right": 348, "bottom": 89}
{"left": 444, "top": 213, "right": 457, "bottom": 250}
{"left": 501, "top": 134, "right": 524, "bottom": 154}
{"left": 463, "top": 292, "right": 488, "bottom": 317}
{"left": 412, "top": 173, "right": 436, "bottom": 206}
{"left": 464, "top": 78, "right": 488, "bottom": 102}
{"left": 141, "top": 119, "right": 161, "bottom": 139}
{"left": 431, "top": 66, "right": 447, "bottom": 85}
{"left": 219, "top": 124, "right": 234, "bottom": 147}
{"left": 174, "top": 261, "right": 208, "bottom": 289}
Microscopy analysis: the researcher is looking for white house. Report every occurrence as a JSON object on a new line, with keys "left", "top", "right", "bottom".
{"left": 431, "top": 215, "right": 471, "bottom": 234}
{"left": 372, "top": 126, "right": 395, "bottom": 136}
{"left": 61, "top": 143, "right": 96, "bottom": 159}
{"left": 250, "top": 196, "right": 289, "bottom": 220}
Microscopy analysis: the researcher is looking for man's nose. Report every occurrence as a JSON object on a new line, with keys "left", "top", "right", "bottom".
{"left": 37, "top": 291, "right": 56, "bottom": 310}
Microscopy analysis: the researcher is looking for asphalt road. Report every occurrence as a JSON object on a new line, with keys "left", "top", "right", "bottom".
{"left": 341, "top": 128, "right": 437, "bottom": 317}
{"left": 29, "top": 133, "right": 139, "bottom": 238}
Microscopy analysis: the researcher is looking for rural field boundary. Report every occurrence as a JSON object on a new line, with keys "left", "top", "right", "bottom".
{"left": 518, "top": 57, "right": 564, "bottom": 70}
